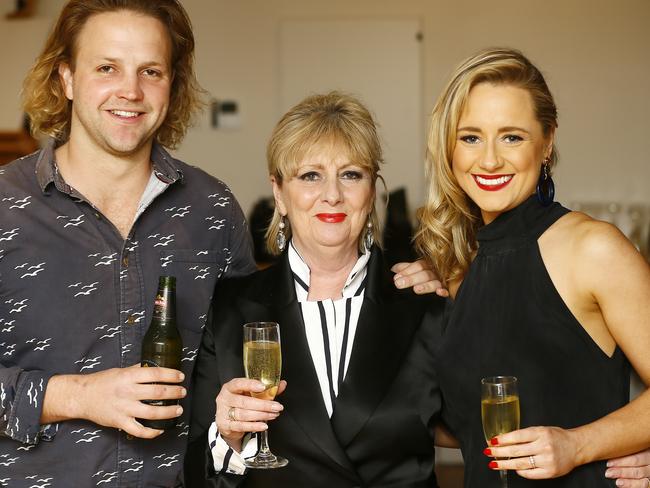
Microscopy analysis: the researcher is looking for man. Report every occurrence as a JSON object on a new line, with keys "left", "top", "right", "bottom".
{"left": 0, "top": 1, "right": 256, "bottom": 486}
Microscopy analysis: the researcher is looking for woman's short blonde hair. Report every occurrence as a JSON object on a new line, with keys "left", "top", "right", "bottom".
{"left": 266, "top": 91, "right": 384, "bottom": 255}
{"left": 22, "top": 0, "right": 204, "bottom": 149}
{"left": 415, "top": 47, "right": 559, "bottom": 283}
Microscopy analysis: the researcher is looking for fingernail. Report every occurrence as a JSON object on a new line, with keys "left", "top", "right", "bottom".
{"left": 604, "top": 469, "right": 613, "bottom": 478}
{"left": 261, "top": 423, "right": 269, "bottom": 430}
{"left": 176, "top": 407, "right": 183, "bottom": 415}
{"left": 396, "top": 278, "right": 405, "bottom": 288}
{"left": 483, "top": 448, "right": 492, "bottom": 456}
{"left": 488, "top": 461, "right": 498, "bottom": 469}
{"left": 271, "top": 403, "right": 283, "bottom": 412}
{"left": 253, "top": 383, "right": 265, "bottom": 391}
{"left": 414, "top": 285, "right": 423, "bottom": 293}
{"left": 606, "top": 460, "right": 613, "bottom": 467}
{"left": 179, "top": 373, "right": 185, "bottom": 381}
{"left": 616, "top": 480, "right": 624, "bottom": 487}
{"left": 181, "top": 388, "right": 187, "bottom": 397}
{"left": 490, "top": 437, "right": 499, "bottom": 446}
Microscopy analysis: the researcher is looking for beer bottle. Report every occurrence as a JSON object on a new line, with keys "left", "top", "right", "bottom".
{"left": 139, "top": 275, "right": 183, "bottom": 430}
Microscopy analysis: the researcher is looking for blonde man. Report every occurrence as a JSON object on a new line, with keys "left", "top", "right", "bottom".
{"left": 0, "top": 1, "right": 256, "bottom": 486}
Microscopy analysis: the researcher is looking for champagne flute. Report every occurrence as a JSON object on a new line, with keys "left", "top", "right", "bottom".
{"left": 243, "top": 322, "right": 288, "bottom": 469}
{"left": 481, "top": 376, "right": 520, "bottom": 488}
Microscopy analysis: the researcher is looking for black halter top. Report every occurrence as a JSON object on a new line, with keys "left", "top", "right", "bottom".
{"left": 436, "top": 196, "right": 630, "bottom": 487}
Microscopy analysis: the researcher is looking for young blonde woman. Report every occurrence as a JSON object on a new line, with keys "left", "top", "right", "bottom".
{"left": 416, "top": 48, "right": 650, "bottom": 487}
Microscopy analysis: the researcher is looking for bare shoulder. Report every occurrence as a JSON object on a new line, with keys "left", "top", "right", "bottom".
{"left": 545, "top": 211, "right": 639, "bottom": 264}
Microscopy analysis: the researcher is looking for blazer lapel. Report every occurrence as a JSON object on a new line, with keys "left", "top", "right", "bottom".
{"left": 251, "top": 254, "right": 357, "bottom": 474}
{"left": 330, "top": 250, "right": 423, "bottom": 447}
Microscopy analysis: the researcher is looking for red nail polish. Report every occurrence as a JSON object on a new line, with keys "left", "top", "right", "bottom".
{"left": 490, "top": 437, "right": 499, "bottom": 446}
{"left": 489, "top": 461, "right": 499, "bottom": 469}
{"left": 483, "top": 448, "right": 492, "bottom": 456}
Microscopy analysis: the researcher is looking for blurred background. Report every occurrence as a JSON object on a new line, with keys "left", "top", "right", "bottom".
{"left": 1, "top": 1, "right": 649, "bottom": 485}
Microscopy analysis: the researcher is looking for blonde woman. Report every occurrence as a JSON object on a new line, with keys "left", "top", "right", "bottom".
{"left": 416, "top": 48, "right": 650, "bottom": 487}
{"left": 186, "top": 92, "right": 447, "bottom": 488}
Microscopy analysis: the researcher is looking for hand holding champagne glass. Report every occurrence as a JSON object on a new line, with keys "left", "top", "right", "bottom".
{"left": 481, "top": 376, "right": 520, "bottom": 487}
{"left": 243, "top": 322, "right": 288, "bottom": 469}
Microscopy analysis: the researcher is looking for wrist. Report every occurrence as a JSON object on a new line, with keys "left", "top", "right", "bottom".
{"left": 222, "top": 433, "right": 244, "bottom": 453}
{"left": 42, "top": 374, "right": 85, "bottom": 423}
{"left": 568, "top": 426, "right": 590, "bottom": 467}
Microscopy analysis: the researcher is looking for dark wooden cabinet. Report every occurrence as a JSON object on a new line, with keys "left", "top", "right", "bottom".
{"left": 0, "top": 130, "right": 39, "bottom": 165}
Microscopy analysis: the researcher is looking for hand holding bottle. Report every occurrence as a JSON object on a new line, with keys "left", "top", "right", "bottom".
{"left": 42, "top": 365, "right": 186, "bottom": 438}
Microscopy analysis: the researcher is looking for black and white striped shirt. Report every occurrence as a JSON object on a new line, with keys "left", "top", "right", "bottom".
{"left": 209, "top": 240, "right": 371, "bottom": 474}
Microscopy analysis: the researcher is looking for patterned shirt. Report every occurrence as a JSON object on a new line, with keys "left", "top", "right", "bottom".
{"left": 0, "top": 141, "right": 256, "bottom": 488}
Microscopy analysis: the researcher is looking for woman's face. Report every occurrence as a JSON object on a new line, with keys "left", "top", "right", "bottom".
{"left": 272, "top": 140, "right": 374, "bottom": 258}
{"left": 452, "top": 82, "right": 553, "bottom": 224}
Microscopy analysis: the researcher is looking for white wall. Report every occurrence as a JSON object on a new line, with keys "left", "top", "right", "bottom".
{"left": 1, "top": 0, "right": 649, "bottom": 217}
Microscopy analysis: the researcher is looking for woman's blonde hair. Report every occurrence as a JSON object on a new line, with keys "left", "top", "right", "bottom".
{"left": 22, "top": 0, "right": 204, "bottom": 149}
{"left": 266, "top": 91, "right": 384, "bottom": 255}
{"left": 415, "top": 47, "right": 558, "bottom": 283}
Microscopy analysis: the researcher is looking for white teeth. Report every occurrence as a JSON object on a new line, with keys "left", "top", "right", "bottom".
{"left": 111, "top": 110, "right": 139, "bottom": 118}
{"left": 475, "top": 175, "right": 513, "bottom": 186}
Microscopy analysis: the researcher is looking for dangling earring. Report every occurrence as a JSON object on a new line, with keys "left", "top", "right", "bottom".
{"left": 276, "top": 216, "right": 286, "bottom": 252}
{"left": 536, "top": 158, "right": 555, "bottom": 207}
{"left": 364, "top": 219, "right": 374, "bottom": 252}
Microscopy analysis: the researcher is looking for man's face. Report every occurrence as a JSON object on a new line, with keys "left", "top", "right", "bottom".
{"left": 59, "top": 10, "right": 172, "bottom": 158}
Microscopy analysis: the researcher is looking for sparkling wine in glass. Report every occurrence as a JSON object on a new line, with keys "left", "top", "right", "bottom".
{"left": 481, "top": 376, "right": 520, "bottom": 488}
{"left": 243, "top": 322, "right": 288, "bottom": 469}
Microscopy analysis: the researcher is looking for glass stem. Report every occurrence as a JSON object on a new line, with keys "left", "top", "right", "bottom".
{"left": 256, "top": 430, "right": 274, "bottom": 460}
{"left": 499, "top": 469, "right": 508, "bottom": 488}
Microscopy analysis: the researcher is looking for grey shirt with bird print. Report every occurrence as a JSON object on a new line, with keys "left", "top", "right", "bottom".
{"left": 0, "top": 140, "right": 256, "bottom": 487}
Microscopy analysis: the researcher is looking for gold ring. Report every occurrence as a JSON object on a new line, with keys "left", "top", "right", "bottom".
{"left": 228, "top": 406, "right": 237, "bottom": 422}
{"left": 529, "top": 455, "right": 536, "bottom": 469}
{"left": 646, "top": 477, "right": 650, "bottom": 488}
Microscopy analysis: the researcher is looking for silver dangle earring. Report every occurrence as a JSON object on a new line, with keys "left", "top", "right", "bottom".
{"left": 276, "top": 216, "right": 286, "bottom": 252}
{"left": 364, "top": 219, "right": 373, "bottom": 252}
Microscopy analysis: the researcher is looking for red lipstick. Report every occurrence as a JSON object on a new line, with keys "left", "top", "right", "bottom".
{"left": 316, "top": 213, "right": 346, "bottom": 223}
{"left": 472, "top": 174, "right": 514, "bottom": 191}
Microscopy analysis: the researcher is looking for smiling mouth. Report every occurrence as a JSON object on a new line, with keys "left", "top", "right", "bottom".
{"left": 316, "top": 213, "right": 346, "bottom": 223}
{"left": 109, "top": 109, "right": 143, "bottom": 119}
{"left": 472, "top": 174, "right": 514, "bottom": 191}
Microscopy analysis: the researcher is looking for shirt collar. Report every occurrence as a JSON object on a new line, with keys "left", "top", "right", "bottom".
{"left": 35, "top": 139, "right": 184, "bottom": 193}
{"left": 288, "top": 240, "right": 371, "bottom": 301}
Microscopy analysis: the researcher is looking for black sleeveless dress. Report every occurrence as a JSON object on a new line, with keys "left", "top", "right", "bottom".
{"left": 436, "top": 196, "right": 630, "bottom": 487}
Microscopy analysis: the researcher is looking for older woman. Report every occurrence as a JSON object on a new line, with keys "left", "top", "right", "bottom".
{"left": 416, "top": 48, "right": 650, "bottom": 486}
{"left": 185, "top": 92, "right": 447, "bottom": 487}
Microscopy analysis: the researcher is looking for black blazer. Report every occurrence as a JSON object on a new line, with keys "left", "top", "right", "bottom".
{"left": 185, "top": 248, "right": 445, "bottom": 488}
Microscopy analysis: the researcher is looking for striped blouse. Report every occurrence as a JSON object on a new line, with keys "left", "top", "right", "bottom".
{"left": 208, "top": 240, "right": 371, "bottom": 474}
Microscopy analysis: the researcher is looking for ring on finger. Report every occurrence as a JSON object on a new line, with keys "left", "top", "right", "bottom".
{"left": 528, "top": 455, "right": 536, "bottom": 469}
{"left": 645, "top": 477, "right": 650, "bottom": 488}
{"left": 228, "top": 406, "right": 237, "bottom": 422}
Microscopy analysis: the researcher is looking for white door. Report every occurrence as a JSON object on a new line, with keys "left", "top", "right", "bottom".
{"left": 279, "top": 19, "right": 423, "bottom": 211}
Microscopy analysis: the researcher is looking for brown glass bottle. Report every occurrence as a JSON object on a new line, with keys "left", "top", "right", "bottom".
{"left": 139, "top": 276, "right": 183, "bottom": 430}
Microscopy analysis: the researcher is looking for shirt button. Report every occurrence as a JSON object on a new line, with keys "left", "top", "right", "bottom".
{"left": 127, "top": 315, "right": 136, "bottom": 324}
{"left": 94, "top": 212, "right": 101, "bottom": 219}
{"left": 122, "top": 256, "right": 129, "bottom": 267}
{"left": 126, "top": 434, "right": 134, "bottom": 440}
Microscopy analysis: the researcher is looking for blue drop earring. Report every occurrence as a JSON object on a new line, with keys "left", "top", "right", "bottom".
{"left": 536, "top": 158, "right": 555, "bottom": 207}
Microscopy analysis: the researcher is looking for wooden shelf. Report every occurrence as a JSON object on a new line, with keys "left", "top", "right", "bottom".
{"left": 0, "top": 130, "right": 39, "bottom": 165}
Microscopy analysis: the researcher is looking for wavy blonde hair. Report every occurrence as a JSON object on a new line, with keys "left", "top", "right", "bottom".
{"left": 415, "top": 48, "right": 558, "bottom": 284}
{"left": 266, "top": 92, "right": 385, "bottom": 255}
{"left": 22, "top": 0, "right": 204, "bottom": 149}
